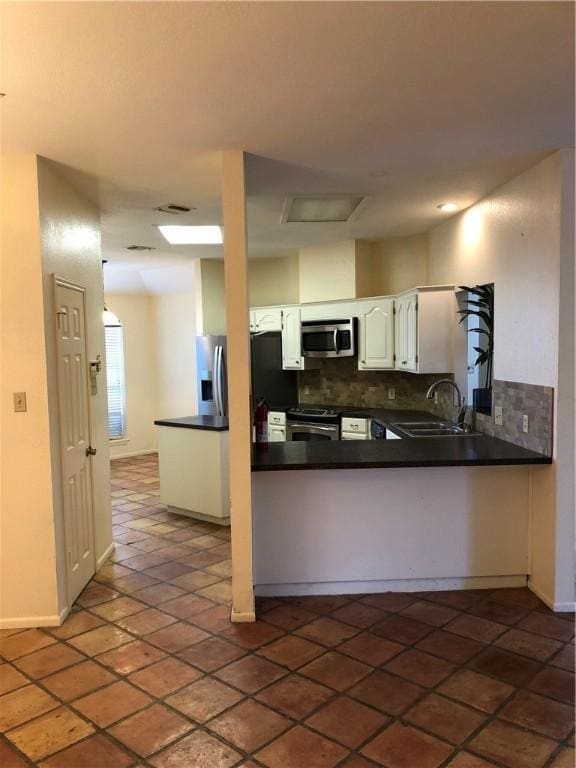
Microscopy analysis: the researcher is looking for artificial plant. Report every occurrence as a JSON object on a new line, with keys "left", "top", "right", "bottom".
{"left": 457, "top": 283, "right": 494, "bottom": 389}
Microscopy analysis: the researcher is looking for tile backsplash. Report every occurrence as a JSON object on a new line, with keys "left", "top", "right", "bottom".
{"left": 473, "top": 380, "right": 554, "bottom": 456}
{"left": 298, "top": 358, "right": 457, "bottom": 420}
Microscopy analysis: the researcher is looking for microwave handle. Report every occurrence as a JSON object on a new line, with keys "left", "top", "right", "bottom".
{"left": 333, "top": 330, "right": 338, "bottom": 354}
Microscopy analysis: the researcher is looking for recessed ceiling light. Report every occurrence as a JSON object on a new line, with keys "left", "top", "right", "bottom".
{"left": 437, "top": 202, "right": 459, "bottom": 213}
{"left": 158, "top": 225, "right": 223, "bottom": 245}
{"left": 281, "top": 195, "right": 367, "bottom": 223}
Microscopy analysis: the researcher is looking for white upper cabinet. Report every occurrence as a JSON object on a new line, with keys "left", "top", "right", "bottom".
{"left": 281, "top": 306, "right": 303, "bottom": 370}
{"left": 395, "top": 288, "right": 453, "bottom": 374}
{"left": 358, "top": 298, "right": 395, "bottom": 370}
{"left": 251, "top": 307, "right": 282, "bottom": 332}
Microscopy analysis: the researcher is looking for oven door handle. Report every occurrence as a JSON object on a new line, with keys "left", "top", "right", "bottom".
{"left": 333, "top": 329, "right": 338, "bottom": 354}
{"left": 288, "top": 423, "right": 338, "bottom": 432}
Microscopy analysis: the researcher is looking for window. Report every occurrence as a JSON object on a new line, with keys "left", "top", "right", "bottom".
{"left": 104, "top": 311, "right": 126, "bottom": 440}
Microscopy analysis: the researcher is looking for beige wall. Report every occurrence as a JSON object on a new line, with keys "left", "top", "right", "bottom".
{"left": 299, "top": 240, "right": 357, "bottom": 303}
{"left": 358, "top": 235, "right": 428, "bottom": 297}
{"left": 105, "top": 294, "right": 158, "bottom": 458}
{"left": 249, "top": 254, "right": 299, "bottom": 307}
{"left": 153, "top": 291, "right": 198, "bottom": 420}
{"left": 195, "top": 259, "right": 226, "bottom": 335}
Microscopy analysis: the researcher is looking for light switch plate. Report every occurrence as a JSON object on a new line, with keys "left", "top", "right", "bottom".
{"left": 13, "top": 392, "right": 27, "bottom": 412}
{"left": 522, "top": 414, "right": 529, "bottom": 433}
{"left": 388, "top": 387, "right": 396, "bottom": 400}
{"left": 495, "top": 405, "right": 503, "bottom": 426}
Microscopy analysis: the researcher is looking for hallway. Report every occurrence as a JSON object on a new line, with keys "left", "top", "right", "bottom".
{"left": 0, "top": 455, "right": 573, "bottom": 767}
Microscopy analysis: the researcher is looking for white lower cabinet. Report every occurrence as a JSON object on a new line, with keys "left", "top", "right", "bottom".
{"left": 341, "top": 431, "right": 370, "bottom": 440}
{"left": 341, "top": 416, "right": 370, "bottom": 440}
{"left": 268, "top": 411, "right": 286, "bottom": 441}
{"left": 358, "top": 298, "right": 395, "bottom": 370}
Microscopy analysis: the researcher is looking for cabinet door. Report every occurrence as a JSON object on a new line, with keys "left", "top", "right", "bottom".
{"left": 358, "top": 299, "right": 395, "bottom": 370}
{"left": 268, "top": 425, "right": 286, "bottom": 442}
{"left": 253, "top": 308, "right": 282, "bottom": 332}
{"left": 395, "top": 298, "right": 406, "bottom": 368}
{"left": 395, "top": 293, "right": 418, "bottom": 371}
{"left": 282, "top": 307, "right": 302, "bottom": 370}
{"left": 249, "top": 310, "right": 257, "bottom": 332}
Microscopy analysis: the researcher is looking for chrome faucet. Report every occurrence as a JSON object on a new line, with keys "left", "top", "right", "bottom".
{"left": 426, "top": 379, "right": 468, "bottom": 427}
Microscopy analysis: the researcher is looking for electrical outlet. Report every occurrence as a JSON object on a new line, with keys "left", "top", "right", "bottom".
{"left": 13, "top": 392, "right": 27, "bottom": 412}
{"left": 388, "top": 386, "right": 396, "bottom": 400}
{"left": 368, "top": 386, "right": 377, "bottom": 393}
{"left": 522, "top": 414, "right": 529, "bottom": 433}
{"left": 495, "top": 405, "right": 503, "bottom": 426}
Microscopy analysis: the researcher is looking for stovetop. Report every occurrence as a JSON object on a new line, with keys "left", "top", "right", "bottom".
{"left": 286, "top": 407, "right": 341, "bottom": 425}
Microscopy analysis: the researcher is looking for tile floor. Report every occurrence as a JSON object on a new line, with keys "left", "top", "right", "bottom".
{"left": 0, "top": 453, "right": 574, "bottom": 767}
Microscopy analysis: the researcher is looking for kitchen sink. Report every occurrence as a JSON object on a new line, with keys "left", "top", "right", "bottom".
{"left": 392, "top": 421, "right": 481, "bottom": 438}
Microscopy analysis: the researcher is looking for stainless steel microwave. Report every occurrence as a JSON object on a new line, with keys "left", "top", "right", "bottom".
{"left": 301, "top": 318, "right": 356, "bottom": 358}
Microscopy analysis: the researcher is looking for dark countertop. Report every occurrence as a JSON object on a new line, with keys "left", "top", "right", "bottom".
{"left": 251, "top": 436, "right": 551, "bottom": 471}
{"left": 154, "top": 416, "right": 229, "bottom": 432}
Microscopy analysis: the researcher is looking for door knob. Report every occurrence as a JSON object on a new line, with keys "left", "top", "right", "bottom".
{"left": 86, "top": 446, "right": 97, "bottom": 456}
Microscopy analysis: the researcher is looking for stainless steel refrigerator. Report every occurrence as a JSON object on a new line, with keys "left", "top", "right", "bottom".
{"left": 196, "top": 335, "right": 227, "bottom": 417}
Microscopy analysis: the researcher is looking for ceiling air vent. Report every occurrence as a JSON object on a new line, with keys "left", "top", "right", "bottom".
{"left": 281, "top": 194, "right": 368, "bottom": 223}
{"left": 126, "top": 245, "right": 156, "bottom": 251}
{"left": 155, "top": 203, "right": 195, "bottom": 214}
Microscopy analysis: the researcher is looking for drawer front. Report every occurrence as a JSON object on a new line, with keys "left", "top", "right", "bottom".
{"left": 341, "top": 416, "right": 369, "bottom": 435}
{"left": 341, "top": 431, "right": 370, "bottom": 440}
{"left": 268, "top": 411, "right": 286, "bottom": 426}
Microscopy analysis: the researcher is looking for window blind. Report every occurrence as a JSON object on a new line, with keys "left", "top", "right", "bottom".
{"left": 104, "top": 324, "right": 126, "bottom": 439}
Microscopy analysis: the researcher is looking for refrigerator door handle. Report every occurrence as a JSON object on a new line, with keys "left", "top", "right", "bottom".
{"left": 213, "top": 346, "right": 220, "bottom": 416}
{"left": 215, "top": 345, "right": 223, "bottom": 416}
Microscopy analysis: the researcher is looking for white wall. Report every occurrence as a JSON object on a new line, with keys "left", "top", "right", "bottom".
{"left": 105, "top": 294, "right": 158, "bottom": 458}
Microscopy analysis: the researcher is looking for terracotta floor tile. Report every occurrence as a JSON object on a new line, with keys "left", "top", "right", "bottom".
{"left": 444, "top": 752, "right": 499, "bottom": 767}
{"left": 372, "top": 614, "right": 433, "bottom": 644}
{"left": 338, "top": 632, "right": 404, "bottom": 666}
{"left": 0, "top": 629, "right": 56, "bottom": 660}
{"left": 0, "top": 664, "right": 29, "bottom": 695}
{"left": 72, "top": 680, "right": 151, "bottom": 727}
{"left": 133, "top": 583, "right": 187, "bottom": 606}
{"left": 438, "top": 669, "right": 515, "bottom": 713}
{"left": 96, "top": 639, "right": 166, "bottom": 674}
{"left": 221, "top": 621, "right": 285, "bottom": 650}
{"left": 400, "top": 600, "right": 459, "bottom": 627}
{"left": 360, "top": 593, "right": 416, "bottom": 612}
{"left": 109, "top": 703, "right": 193, "bottom": 756}
{"left": 500, "top": 689, "right": 574, "bottom": 739}
{"left": 94, "top": 562, "right": 134, "bottom": 582}
{"left": 299, "top": 651, "right": 372, "bottom": 691}
{"left": 208, "top": 699, "right": 291, "bottom": 752}
{"left": 258, "top": 635, "right": 326, "bottom": 670}
{"left": 188, "top": 534, "right": 223, "bottom": 550}
{"left": 469, "top": 647, "right": 542, "bottom": 687}
{"left": 145, "top": 622, "right": 209, "bottom": 652}
{"left": 181, "top": 550, "right": 225, "bottom": 569}
{"left": 188, "top": 604, "right": 232, "bottom": 633}
{"left": 296, "top": 617, "right": 360, "bottom": 647}
{"left": 261, "top": 604, "right": 319, "bottom": 631}
{"left": 0, "top": 739, "right": 28, "bottom": 767}
{"left": 550, "top": 748, "right": 576, "bottom": 768}
{"left": 519, "top": 612, "right": 575, "bottom": 642}
{"left": 89, "top": 596, "right": 147, "bottom": 621}
{"left": 112, "top": 572, "right": 160, "bottom": 593}
{"left": 528, "top": 666, "right": 575, "bottom": 705}
{"left": 468, "top": 600, "right": 530, "bottom": 626}
{"left": 405, "top": 693, "right": 485, "bottom": 744}
{"left": 176, "top": 637, "right": 244, "bottom": 672}
{"left": 550, "top": 645, "right": 575, "bottom": 672}
{"left": 129, "top": 656, "right": 202, "bottom": 697}
{"left": 329, "top": 602, "right": 388, "bottom": 629}
{"left": 45, "top": 611, "right": 105, "bottom": 639}
{"left": 166, "top": 677, "right": 244, "bottom": 722}
{"left": 205, "top": 559, "right": 233, "bottom": 579}
{"left": 306, "top": 696, "right": 389, "bottom": 748}
{"left": 255, "top": 725, "right": 349, "bottom": 768}
{"left": 115, "top": 607, "right": 177, "bottom": 635}
{"left": 0, "top": 685, "right": 59, "bottom": 730}
{"left": 445, "top": 614, "right": 507, "bottom": 644}
{"left": 416, "top": 629, "right": 484, "bottom": 664}
{"left": 491, "top": 588, "right": 545, "bottom": 610}
{"left": 349, "top": 670, "right": 424, "bottom": 715}
{"left": 195, "top": 580, "right": 233, "bottom": 604}
{"left": 385, "top": 649, "right": 455, "bottom": 687}
{"left": 149, "top": 730, "right": 241, "bottom": 768}
{"left": 468, "top": 719, "right": 557, "bottom": 768}
{"left": 13, "top": 644, "right": 84, "bottom": 679}
{"left": 169, "top": 571, "right": 222, "bottom": 591}
{"left": 362, "top": 721, "right": 453, "bottom": 768}
{"left": 41, "top": 660, "right": 116, "bottom": 701}
{"left": 5, "top": 706, "right": 94, "bottom": 762}
{"left": 256, "top": 674, "right": 334, "bottom": 719}
{"left": 77, "top": 583, "right": 120, "bottom": 607}
{"left": 284, "top": 594, "right": 352, "bottom": 614}
{"left": 160, "top": 594, "right": 216, "bottom": 619}
{"left": 340, "top": 757, "right": 382, "bottom": 768}
{"left": 143, "top": 562, "right": 193, "bottom": 581}
{"left": 216, "top": 654, "right": 287, "bottom": 693}
{"left": 67, "top": 624, "right": 133, "bottom": 656}
{"left": 421, "top": 589, "right": 487, "bottom": 611}
{"left": 494, "top": 628, "right": 563, "bottom": 661}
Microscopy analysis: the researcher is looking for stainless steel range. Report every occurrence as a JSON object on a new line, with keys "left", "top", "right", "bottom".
{"left": 286, "top": 407, "right": 341, "bottom": 441}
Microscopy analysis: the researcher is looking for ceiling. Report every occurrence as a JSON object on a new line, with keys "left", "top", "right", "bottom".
{"left": 2, "top": 1, "right": 574, "bottom": 288}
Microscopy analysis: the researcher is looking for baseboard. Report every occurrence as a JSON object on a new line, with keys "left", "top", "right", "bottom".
{"left": 110, "top": 449, "right": 158, "bottom": 460}
{"left": 254, "top": 574, "right": 528, "bottom": 598}
{"left": 96, "top": 542, "right": 115, "bottom": 569}
{"left": 230, "top": 609, "right": 256, "bottom": 623}
{"left": 167, "top": 505, "right": 230, "bottom": 527}
{"left": 0, "top": 613, "right": 65, "bottom": 629}
{"left": 529, "top": 580, "right": 576, "bottom": 613}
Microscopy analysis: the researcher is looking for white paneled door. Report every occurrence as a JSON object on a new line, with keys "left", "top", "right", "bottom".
{"left": 55, "top": 280, "right": 96, "bottom": 605}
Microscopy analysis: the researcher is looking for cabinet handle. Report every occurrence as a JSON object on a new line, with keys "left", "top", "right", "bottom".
{"left": 402, "top": 360, "right": 407, "bottom": 365}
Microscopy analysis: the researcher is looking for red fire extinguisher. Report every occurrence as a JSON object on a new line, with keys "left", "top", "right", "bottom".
{"left": 255, "top": 398, "right": 269, "bottom": 443}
